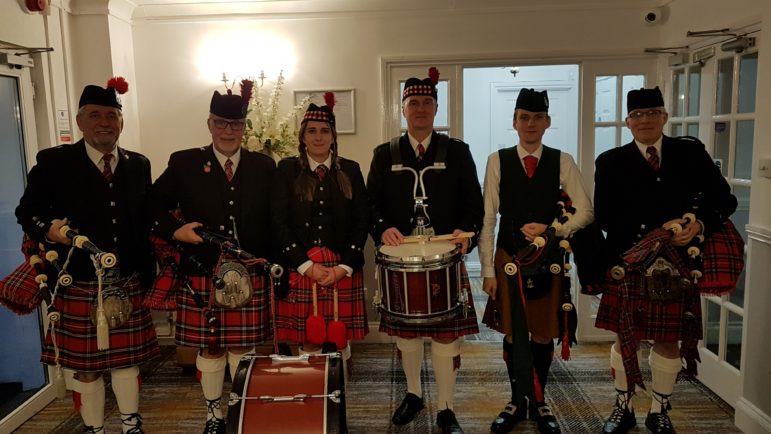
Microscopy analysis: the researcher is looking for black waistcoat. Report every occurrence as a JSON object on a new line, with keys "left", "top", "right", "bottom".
{"left": 496, "top": 145, "right": 561, "bottom": 255}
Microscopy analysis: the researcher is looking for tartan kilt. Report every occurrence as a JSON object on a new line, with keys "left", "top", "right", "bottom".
{"left": 175, "top": 264, "right": 272, "bottom": 348}
{"left": 275, "top": 247, "right": 368, "bottom": 344}
{"left": 594, "top": 272, "right": 703, "bottom": 342}
{"left": 42, "top": 278, "right": 160, "bottom": 372}
{"left": 379, "top": 261, "right": 479, "bottom": 339}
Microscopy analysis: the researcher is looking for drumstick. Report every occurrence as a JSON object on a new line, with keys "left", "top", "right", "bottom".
{"left": 402, "top": 231, "right": 474, "bottom": 244}
{"left": 306, "top": 282, "right": 326, "bottom": 345}
{"left": 327, "top": 287, "right": 347, "bottom": 351}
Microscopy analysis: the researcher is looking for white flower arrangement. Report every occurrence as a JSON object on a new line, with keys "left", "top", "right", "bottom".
{"left": 240, "top": 72, "right": 310, "bottom": 158}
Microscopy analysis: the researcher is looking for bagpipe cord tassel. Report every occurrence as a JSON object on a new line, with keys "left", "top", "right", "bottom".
{"left": 95, "top": 265, "right": 110, "bottom": 350}
{"left": 51, "top": 327, "right": 67, "bottom": 398}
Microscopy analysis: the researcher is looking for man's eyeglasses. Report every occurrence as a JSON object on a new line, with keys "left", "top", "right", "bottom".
{"left": 211, "top": 119, "right": 246, "bottom": 131}
{"left": 628, "top": 109, "right": 665, "bottom": 120}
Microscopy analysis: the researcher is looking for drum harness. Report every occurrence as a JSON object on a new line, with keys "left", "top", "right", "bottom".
{"left": 372, "top": 135, "right": 469, "bottom": 319}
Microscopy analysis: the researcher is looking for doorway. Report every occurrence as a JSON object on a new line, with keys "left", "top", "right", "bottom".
{"left": 0, "top": 70, "right": 55, "bottom": 432}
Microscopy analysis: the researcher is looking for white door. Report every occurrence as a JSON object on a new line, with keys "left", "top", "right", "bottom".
{"left": 576, "top": 58, "right": 656, "bottom": 342}
{"left": 0, "top": 68, "right": 57, "bottom": 433}
{"left": 694, "top": 48, "right": 758, "bottom": 407}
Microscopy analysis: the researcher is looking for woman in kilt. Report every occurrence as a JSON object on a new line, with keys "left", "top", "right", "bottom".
{"left": 271, "top": 93, "right": 369, "bottom": 376}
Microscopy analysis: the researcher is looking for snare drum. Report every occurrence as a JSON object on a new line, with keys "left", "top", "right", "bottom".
{"left": 227, "top": 353, "right": 347, "bottom": 434}
{"left": 375, "top": 241, "right": 464, "bottom": 325}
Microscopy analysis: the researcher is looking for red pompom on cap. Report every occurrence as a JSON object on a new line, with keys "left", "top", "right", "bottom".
{"left": 428, "top": 67, "right": 440, "bottom": 85}
{"left": 107, "top": 77, "right": 129, "bottom": 95}
{"left": 323, "top": 92, "right": 336, "bottom": 111}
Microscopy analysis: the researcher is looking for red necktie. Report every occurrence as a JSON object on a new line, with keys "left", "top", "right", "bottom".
{"left": 523, "top": 155, "right": 538, "bottom": 179}
{"left": 225, "top": 158, "right": 234, "bottom": 182}
{"left": 416, "top": 143, "right": 425, "bottom": 160}
{"left": 646, "top": 146, "right": 660, "bottom": 171}
{"left": 316, "top": 165, "right": 327, "bottom": 181}
{"left": 101, "top": 154, "right": 114, "bottom": 181}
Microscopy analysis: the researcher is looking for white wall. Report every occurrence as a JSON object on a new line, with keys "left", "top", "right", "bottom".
{"left": 131, "top": 1, "right": 666, "bottom": 178}
{"left": 2, "top": 0, "right": 770, "bottom": 429}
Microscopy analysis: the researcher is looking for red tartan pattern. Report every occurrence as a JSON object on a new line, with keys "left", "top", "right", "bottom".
{"left": 175, "top": 266, "right": 272, "bottom": 348}
{"left": 0, "top": 261, "right": 41, "bottom": 315}
{"left": 379, "top": 262, "right": 479, "bottom": 339}
{"left": 594, "top": 275, "right": 703, "bottom": 342}
{"left": 275, "top": 247, "right": 368, "bottom": 344}
{"left": 41, "top": 278, "right": 160, "bottom": 372}
{"left": 698, "top": 219, "right": 745, "bottom": 295}
{"left": 143, "top": 262, "right": 179, "bottom": 311}
{"left": 144, "top": 236, "right": 182, "bottom": 311}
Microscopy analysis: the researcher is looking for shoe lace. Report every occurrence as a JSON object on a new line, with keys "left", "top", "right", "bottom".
{"left": 122, "top": 412, "right": 144, "bottom": 434}
{"left": 535, "top": 404, "right": 554, "bottom": 418}
{"left": 83, "top": 426, "right": 104, "bottom": 434}
{"left": 608, "top": 405, "right": 629, "bottom": 423}
{"left": 204, "top": 417, "right": 225, "bottom": 434}
{"left": 649, "top": 412, "right": 674, "bottom": 429}
{"left": 652, "top": 390, "right": 673, "bottom": 414}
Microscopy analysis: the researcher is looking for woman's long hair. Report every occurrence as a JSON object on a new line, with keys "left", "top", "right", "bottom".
{"left": 294, "top": 121, "right": 352, "bottom": 201}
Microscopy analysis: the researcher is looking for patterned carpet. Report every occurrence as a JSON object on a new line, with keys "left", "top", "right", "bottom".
{"left": 14, "top": 341, "right": 739, "bottom": 434}
{"left": 14, "top": 278, "right": 739, "bottom": 433}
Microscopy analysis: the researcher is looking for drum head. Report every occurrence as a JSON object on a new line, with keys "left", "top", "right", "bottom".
{"left": 380, "top": 241, "right": 456, "bottom": 261}
{"left": 377, "top": 241, "right": 459, "bottom": 268}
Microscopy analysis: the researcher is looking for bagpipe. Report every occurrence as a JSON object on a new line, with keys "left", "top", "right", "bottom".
{"left": 501, "top": 197, "right": 578, "bottom": 359}
{"left": 0, "top": 225, "right": 120, "bottom": 352}
{"left": 604, "top": 192, "right": 744, "bottom": 298}
{"left": 145, "top": 214, "right": 285, "bottom": 354}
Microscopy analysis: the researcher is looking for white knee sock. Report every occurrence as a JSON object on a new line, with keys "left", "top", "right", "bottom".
{"left": 227, "top": 350, "right": 252, "bottom": 383}
{"left": 396, "top": 337, "right": 424, "bottom": 398}
{"left": 648, "top": 350, "right": 682, "bottom": 414}
{"left": 197, "top": 353, "right": 227, "bottom": 421}
{"left": 431, "top": 339, "right": 461, "bottom": 411}
{"left": 73, "top": 376, "right": 105, "bottom": 431}
{"left": 111, "top": 366, "right": 141, "bottom": 433}
{"left": 610, "top": 344, "right": 633, "bottom": 410}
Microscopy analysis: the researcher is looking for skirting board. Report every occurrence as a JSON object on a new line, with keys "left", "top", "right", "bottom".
{"left": 735, "top": 397, "right": 771, "bottom": 434}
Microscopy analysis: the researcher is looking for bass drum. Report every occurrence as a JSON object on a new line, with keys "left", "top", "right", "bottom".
{"left": 227, "top": 353, "right": 347, "bottom": 434}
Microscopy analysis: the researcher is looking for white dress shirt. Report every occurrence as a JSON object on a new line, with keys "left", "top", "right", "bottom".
{"left": 84, "top": 141, "right": 118, "bottom": 174}
{"left": 212, "top": 146, "right": 241, "bottom": 174}
{"left": 478, "top": 143, "right": 594, "bottom": 278}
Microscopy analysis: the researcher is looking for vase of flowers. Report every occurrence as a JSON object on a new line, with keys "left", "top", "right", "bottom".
{"left": 239, "top": 72, "right": 310, "bottom": 159}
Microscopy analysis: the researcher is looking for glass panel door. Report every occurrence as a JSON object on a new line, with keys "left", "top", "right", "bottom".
{"left": 578, "top": 58, "right": 655, "bottom": 342}
{"left": 698, "top": 47, "right": 757, "bottom": 407}
{"left": 0, "top": 72, "right": 55, "bottom": 432}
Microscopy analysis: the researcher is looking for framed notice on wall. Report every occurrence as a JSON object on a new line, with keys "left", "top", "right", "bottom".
{"left": 294, "top": 89, "right": 355, "bottom": 134}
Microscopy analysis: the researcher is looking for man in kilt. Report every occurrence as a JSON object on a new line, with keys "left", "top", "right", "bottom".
{"left": 594, "top": 87, "right": 738, "bottom": 434}
{"left": 15, "top": 79, "right": 159, "bottom": 434}
{"left": 367, "top": 67, "right": 484, "bottom": 434}
{"left": 272, "top": 96, "right": 369, "bottom": 375}
{"left": 479, "top": 89, "right": 594, "bottom": 434}
{"left": 148, "top": 88, "right": 275, "bottom": 434}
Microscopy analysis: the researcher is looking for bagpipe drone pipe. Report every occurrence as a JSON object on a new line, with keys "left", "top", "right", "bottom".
{"left": 501, "top": 197, "right": 579, "bottom": 359}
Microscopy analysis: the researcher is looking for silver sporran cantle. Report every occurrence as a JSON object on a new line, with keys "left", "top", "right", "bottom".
{"left": 643, "top": 257, "right": 690, "bottom": 302}
{"left": 214, "top": 261, "right": 253, "bottom": 308}
{"left": 91, "top": 286, "right": 133, "bottom": 328}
